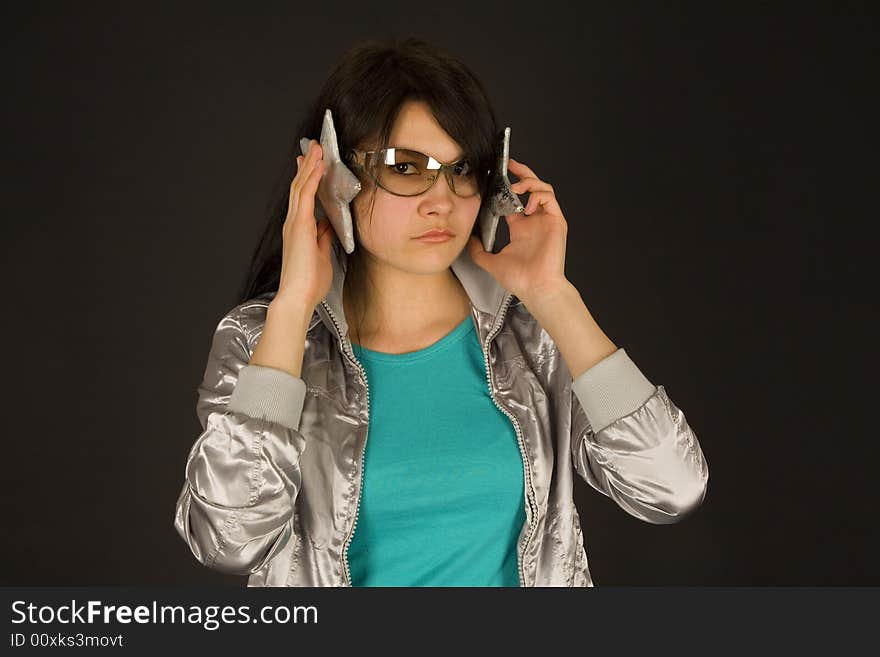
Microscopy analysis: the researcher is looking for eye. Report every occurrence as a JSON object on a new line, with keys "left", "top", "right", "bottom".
{"left": 452, "top": 160, "right": 473, "bottom": 176}
{"left": 390, "top": 162, "right": 419, "bottom": 175}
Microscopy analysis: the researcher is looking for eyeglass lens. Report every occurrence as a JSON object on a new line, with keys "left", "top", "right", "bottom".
{"left": 363, "top": 148, "right": 479, "bottom": 197}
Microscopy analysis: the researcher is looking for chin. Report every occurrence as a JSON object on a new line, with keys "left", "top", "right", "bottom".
{"left": 402, "top": 243, "right": 459, "bottom": 273}
{"left": 406, "top": 258, "right": 457, "bottom": 276}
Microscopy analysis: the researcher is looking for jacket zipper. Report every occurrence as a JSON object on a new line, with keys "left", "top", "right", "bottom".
{"left": 480, "top": 294, "right": 538, "bottom": 587}
{"left": 320, "top": 300, "right": 370, "bottom": 588}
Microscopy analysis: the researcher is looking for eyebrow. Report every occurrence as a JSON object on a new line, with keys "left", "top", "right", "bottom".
{"left": 391, "top": 146, "right": 466, "bottom": 163}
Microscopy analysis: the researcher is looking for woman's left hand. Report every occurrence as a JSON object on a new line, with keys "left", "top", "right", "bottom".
{"left": 467, "top": 157, "right": 571, "bottom": 308}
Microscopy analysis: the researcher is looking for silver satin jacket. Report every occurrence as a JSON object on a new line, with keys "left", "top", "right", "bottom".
{"left": 173, "top": 239, "right": 709, "bottom": 586}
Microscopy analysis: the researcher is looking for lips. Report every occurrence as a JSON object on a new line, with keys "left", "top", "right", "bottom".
{"left": 414, "top": 229, "right": 455, "bottom": 238}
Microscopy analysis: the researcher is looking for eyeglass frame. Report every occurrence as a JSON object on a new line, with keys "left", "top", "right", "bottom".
{"left": 344, "top": 147, "right": 487, "bottom": 198}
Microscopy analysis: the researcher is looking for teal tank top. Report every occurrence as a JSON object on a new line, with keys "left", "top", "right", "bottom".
{"left": 348, "top": 315, "right": 527, "bottom": 586}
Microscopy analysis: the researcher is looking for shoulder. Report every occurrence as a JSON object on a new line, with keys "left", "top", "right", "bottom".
{"left": 504, "top": 297, "right": 554, "bottom": 349}
{"left": 234, "top": 293, "right": 274, "bottom": 328}
{"left": 221, "top": 291, "right": 325, "bottom": 350}
{"left": 214, "top": 293, "right": 275, "bottom": 354}
{"left": 498, "top": 296, "right": 562, "bottom": 374}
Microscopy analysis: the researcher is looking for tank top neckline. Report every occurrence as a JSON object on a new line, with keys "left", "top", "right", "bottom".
{"left": 351, "top": 315, "right": 475, "bottom": 363}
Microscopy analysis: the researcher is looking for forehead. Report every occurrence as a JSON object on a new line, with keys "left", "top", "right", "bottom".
{"left": 388, "top": 100, "right": 464, "bottom": 161}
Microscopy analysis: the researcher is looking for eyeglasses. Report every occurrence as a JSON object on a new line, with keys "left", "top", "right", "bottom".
{"left": 345, "top": 147, "right": 482, "bottom": 198}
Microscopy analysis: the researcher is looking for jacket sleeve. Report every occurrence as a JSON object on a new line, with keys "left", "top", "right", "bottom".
{"left": 567, "top": 347, "right": 709, "bottom": 524}
{"left": 173, "top": 306, "right": 309, "bottom": 575}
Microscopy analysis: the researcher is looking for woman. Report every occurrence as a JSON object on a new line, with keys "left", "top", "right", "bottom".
{"left": 173, "top": 37, "right": 709, "bottom": 587}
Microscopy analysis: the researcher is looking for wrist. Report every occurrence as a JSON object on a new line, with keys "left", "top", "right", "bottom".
{"left": 268, "top": 296, "right": 314, "bottom": 331}
{"left": 520, "top": 279, "right": 578, "bottom": 317}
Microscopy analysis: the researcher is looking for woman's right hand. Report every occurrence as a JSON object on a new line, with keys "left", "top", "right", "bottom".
{"left": 274, "top": 139, "right": 336, "bottom": 311}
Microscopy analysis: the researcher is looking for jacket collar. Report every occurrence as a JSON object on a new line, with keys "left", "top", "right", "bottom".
{"left": 313, "top": 238, "right": 512, "bottom": 344}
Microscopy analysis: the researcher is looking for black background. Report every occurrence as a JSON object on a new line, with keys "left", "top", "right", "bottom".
{"left": 2, "top": 2, "right": 876, "bottom": 585}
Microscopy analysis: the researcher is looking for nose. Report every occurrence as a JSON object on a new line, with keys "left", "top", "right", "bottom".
{"left": 417, "top": 171, "right": 455, "bottom": 217}
{"left": 426, "top": 168, "right": 456, "bottom": 197}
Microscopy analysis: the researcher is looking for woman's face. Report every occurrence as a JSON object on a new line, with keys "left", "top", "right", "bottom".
{"left": 350, "top": 100, "right": 482, "bottom": 275}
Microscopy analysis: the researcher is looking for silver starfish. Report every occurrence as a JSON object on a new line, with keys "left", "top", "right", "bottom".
{"left": 476, "top": 126, "right": 525, "bottom": 252}
{"left": 299, "top": 108, "right": 361, "bottom": 254}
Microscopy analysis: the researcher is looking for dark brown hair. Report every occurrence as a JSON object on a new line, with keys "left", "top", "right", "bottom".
{"left": 237, "top": 36, "right": 500, "bottom": 336}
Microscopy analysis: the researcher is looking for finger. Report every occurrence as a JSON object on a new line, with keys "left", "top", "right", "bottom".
{"left": 299, "top": 141, "right": 319, "bottom": 171}
{"left": 307, "top": 140, "right": 323, "bottom": 163}
{"left": 296, "top": 141, "right": 320, "bottom": 176}
{"left": 510, "top": 177, "right": 552, "bottom": 194}
{"left": 298, "top": 158, "right": 324, "bottom": 218}
{"left": 287, "top": 156, "right": 323, "bottom": 228}
{"left": 523, "top": 189, "right": 562, "bottom": 216}
{"left": 290, "top": 151, "right": 322, "bottom": 208}
{"left": 291, "top": 153, "right": 308, "bottom": 196}
{"left": 507, "top": 157, "right": 539, "bottom": 180}
{"left": 301, "top": 142, "right": 323, "bottom": 183}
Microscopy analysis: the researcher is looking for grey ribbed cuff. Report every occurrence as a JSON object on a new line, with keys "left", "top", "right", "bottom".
{"left": 227, "top": 364, "right": 307, "bottom": 431}
{"left": 570, "top": 348, "right": 657, "bottom": 433}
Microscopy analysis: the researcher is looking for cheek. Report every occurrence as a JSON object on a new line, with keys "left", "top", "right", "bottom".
{"left": 352, "top": 193, "right": 416, "bottom": 248}
{"left": 458, "top": 198, "right": 482, "bottom": 232}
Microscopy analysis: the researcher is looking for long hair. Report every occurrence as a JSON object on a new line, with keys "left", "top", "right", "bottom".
{"left": 236, "top": 37, "right": 500, "bottom": 336}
